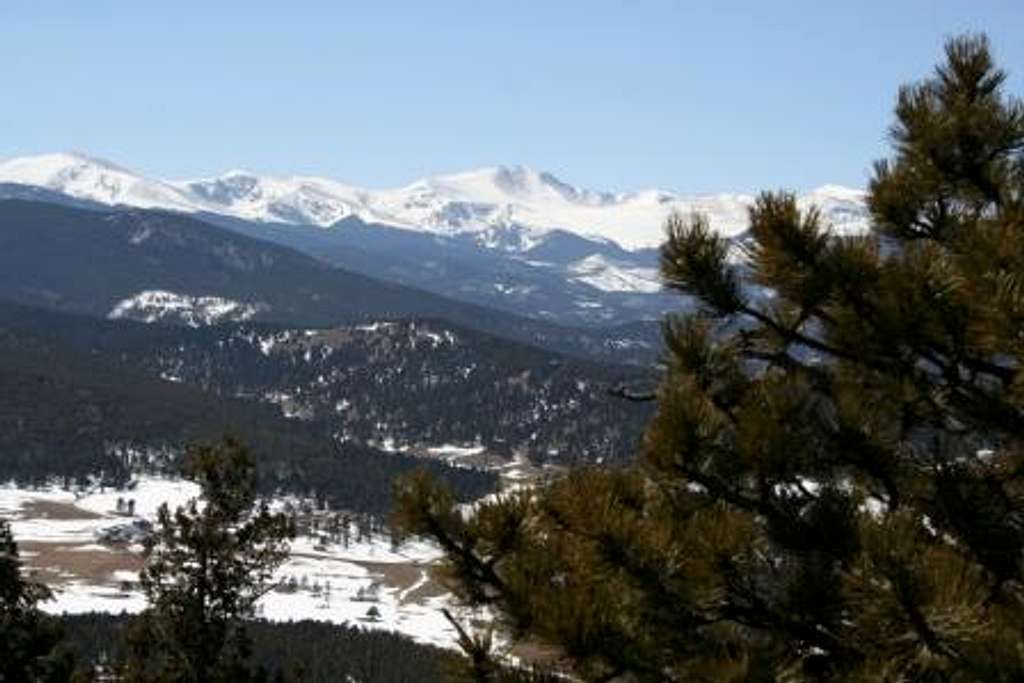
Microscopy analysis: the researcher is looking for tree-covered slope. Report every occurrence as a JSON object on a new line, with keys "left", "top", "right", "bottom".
{"left": 0, "top": 301, "right": 652, "bottom": 470}
{"left": 0, "top": 308, "right": 497, "bottom": 514}
{"left": 0, "top": 199, "right": 659, "bottom": 363}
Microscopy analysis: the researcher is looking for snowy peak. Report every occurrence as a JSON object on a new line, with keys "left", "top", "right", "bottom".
{"left": 0, "top": 152, "right": 129, "bottom": 193}
{"left": 478, "top": 165, "right": 613, "bottom": 205}
{"left": 0, "top": 152, "right": 126, "bottom": 182}
{"left": 0, "top": 152, "right": 197, "bottom": 212}
{"left": 798, "top": 185, "right": 870, "bottom": 236}
{"left": 178, "top": 172, "right": 367, "bottom": 227}
{"left": 0, "top": 152, "right": 871, "bottom": 250}
{"left": 185, "top": 170, "right": 264, "bottom": 203}
{"left": 395, "top": 165, "right": 617, "bottom": 209}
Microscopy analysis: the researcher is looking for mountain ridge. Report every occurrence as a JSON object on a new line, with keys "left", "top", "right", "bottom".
{"left": 0, "top": 198, "right": 661, "bottom": 362}
{"left": 0, "top": 152, "right": 869, "bottom": 250}
{"left": 0, "top": 153, "right": 873, "bottom": 328}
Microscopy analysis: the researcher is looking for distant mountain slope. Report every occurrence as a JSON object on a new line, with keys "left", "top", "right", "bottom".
{"left": 0, "top": 301, "right": 651, "bottom": 491}
{"left": 200, "top": 211, "right": 680, "bottom": 327}
{"left": 0, "top": 153, "right": 869, "bottom": 327}
{"left": 0, "top": 305, "right": 496, "bottom": 514}
{"left": 0, "top": 199, "right": 660, "bottom": 363}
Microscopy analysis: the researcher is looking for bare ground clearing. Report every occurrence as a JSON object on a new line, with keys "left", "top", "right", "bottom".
{"left": 22, "top": 500, "right": 104, "bottom": 521}
{"left": 21, "top": 541, "right": 141, "bottom": 585}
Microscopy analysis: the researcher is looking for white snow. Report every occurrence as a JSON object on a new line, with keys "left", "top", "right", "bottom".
{"left": 0, "top": 476, "right": 460, "bottom": 649}
{"left": 0, "top": 152, "right": 870, "bottom": 251}
{"left": 74, "top": 477, "right": 202, "bottom": 518}
{"left": 110, "top": 569, "right": 140, "bottom": 583}
{"left": 355, "top": 321, "right": 398, "bottom": 333}
{"left": 425, "top": 444, "right": 486, "bottom": 460}
{"left": 0, "top": 153, "right": 200, "bottom": 212}
{"left": 108, "top": 290, "right": 266, "bottom": 327}
{"left": 48, "top": 581, "right": 149, "bottom": 614}
{"left": 0, "top": 477, "right": 200, "bottom": 544}
{"left": 567, "top": 254, "right": 662, "bottom": 293}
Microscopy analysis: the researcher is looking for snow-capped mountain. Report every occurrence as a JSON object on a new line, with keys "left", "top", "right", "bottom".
{"left": 0, "top": 152, "right": 869, "bottom": 250}
{"left": 0, "top": 153, "right": 199, "bottom": 212}
{"left": 0, "top": 152, "right": 871, "bottom": 328}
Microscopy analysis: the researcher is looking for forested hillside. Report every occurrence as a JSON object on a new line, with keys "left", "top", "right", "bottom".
{"left": 0, "top": 199, "right": 660, "bottom": 364}
{"left": 0, "top": 311, "right": 497, "bottom": 514}
{"left": 61, "top": 613, "right": 454, "bottom": 683}
{"left": 0, "top": 301, "right": 651, "bottom": 511}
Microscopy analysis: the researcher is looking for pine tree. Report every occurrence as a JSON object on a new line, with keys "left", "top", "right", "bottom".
{"left": 395, "top": 34, "right": 1024, "bottom": 681}
{"left": 0, "top": 518, "right": 75, "bottom": 682}
{"left": 123, "top": 438, "right": 294, "bottom": 683}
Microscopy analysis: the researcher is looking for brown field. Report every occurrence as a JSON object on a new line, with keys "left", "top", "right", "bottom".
{"left": 22, "top": 499, "right": 103, "bottom": 521}
{"left": 350, "top": 560, "right": 447, "bottom": 605}
{"left": 19, "top": 540, "right": 142, "bottom": 585}
{"left": 403, "top": 566, "right": 450, "bottom": 603}
{"left": 20, "top": 541, "right": 141, "bottom": 585}
{"left": 356, "top": 560, "right": 421, "bottom": 590}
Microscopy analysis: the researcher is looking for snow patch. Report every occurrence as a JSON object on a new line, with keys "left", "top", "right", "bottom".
{"left": 568, "top": 254, "right": 662, "bottom": 293}
{"left": 108, "top": 290, "right": 266, "bottom": 327}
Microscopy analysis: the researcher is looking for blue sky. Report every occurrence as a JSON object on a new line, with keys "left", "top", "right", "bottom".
{"left": 2, "top": 1, "right": 1021, "bottom": 193}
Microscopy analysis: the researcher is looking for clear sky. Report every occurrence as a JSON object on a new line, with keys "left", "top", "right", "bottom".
{"left": 2, "top": 1, "right": 1021, "bottom": 193}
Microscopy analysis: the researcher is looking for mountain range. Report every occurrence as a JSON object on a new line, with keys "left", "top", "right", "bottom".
{"left": 5, "top": 152, "right": 874, "bottom": 503}
{"left": 0, "top": 200, "right": 659, "bottom": 364}
{"left": 0, "top": 153, "right": 871, "bottom": 327}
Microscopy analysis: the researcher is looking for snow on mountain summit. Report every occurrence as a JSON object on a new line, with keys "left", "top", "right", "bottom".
{"left": 407, "top": 165, "right": 616, "bottom": 206}
{"left": 0, "top": 152, "right": 198, "bottom": 212}
{"left": 179, "top": 171, "right": 370, "bottom": 226}
{"left": 0, "top": 153, "right": 871, "bottom": 250}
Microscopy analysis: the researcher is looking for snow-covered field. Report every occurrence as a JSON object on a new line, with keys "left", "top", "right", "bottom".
{"left": 0, "top": 476, "right": 460, "bottom": 648}
{"left": 567, "top": 254, "right": 661, "bottom": 293}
